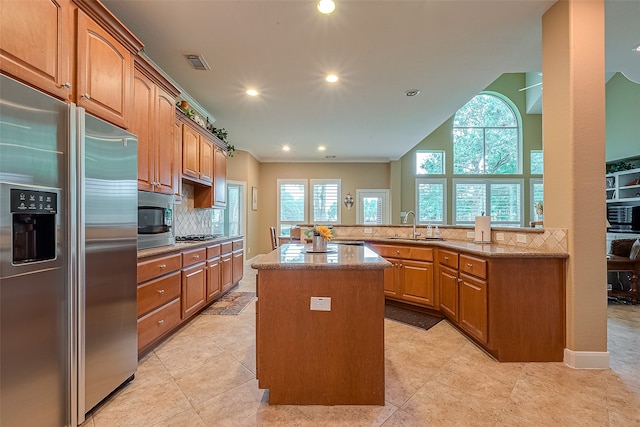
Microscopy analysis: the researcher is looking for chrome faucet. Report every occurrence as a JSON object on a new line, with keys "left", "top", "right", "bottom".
{"left": 403, "top": 211, "right": 421, "bottom": 239}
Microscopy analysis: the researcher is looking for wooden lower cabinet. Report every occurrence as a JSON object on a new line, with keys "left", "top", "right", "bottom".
{"left": 206, "top": 257, "right": 221, "bottom": 301}
{"left": 137, "top": 299, "right": 181, "bottom": 352}
{"left": 232, "top": 239, "right": 244, "bottom": 285}
{"left": 181, "top": 262, "right": 207, "bottom": 319}
{"left": 401, "top": 259, "right": 434, "bottom": 306}
{"left": 458, "top": 272, "right": 487, "bottom": 343}
{"left": 438, "top": 264, "right": 459, "bottom": 321}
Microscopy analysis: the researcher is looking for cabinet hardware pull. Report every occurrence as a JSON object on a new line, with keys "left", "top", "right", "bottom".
{"left": 458, "top": 278, "right": 463, "bottom": 283}
{"left": 467, "top": 263, "right": 473, "bottom": 267}
{"left": 444, "top": 256, "right": 449, "bottom": 260}
{"left": 62, "top": 82, "right": 71, "bottom": 89}
{"left": 82, "top": 93, "right": 91, "bottom": 100}
{"left": 159, "top": 264, "right": 166, "bottom": 269}
{"left": 158, "top": 319, "right": 164, "bottom": 325}
{"left": 194, "top": 255, "right": 200, "bottom": 259}
{"left": 157, "top": 289, "right": 165, "bottom": 294}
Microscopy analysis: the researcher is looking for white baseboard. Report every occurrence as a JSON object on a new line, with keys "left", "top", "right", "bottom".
{"left": 563, "top": 348, "right": 610, "bottom": 369}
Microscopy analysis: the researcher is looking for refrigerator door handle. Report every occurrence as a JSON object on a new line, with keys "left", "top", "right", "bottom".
{"left": 75, "top": 106, "right": 87, "bottom": 424}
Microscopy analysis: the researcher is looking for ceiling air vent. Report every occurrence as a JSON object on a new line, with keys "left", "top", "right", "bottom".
{"left": 184, "top": 54, "right": 210, "bottom": 71}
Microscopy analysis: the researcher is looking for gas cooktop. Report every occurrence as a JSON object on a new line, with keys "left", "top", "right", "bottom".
{"left": 175, "top": 234, "right": 222, "bottom": 241}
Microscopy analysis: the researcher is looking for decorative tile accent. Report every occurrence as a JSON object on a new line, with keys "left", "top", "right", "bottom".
{"left": 174, "top": 183, "right": 213, "bottom": 236}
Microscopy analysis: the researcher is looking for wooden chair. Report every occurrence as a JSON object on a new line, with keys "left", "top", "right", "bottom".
{"left": 270, "top": 226, "right": 278, "bottom": 250}
{"left": 290, "top": 226, "right": 301, "bottom": 241}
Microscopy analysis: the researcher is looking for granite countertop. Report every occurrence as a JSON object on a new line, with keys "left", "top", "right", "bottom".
{"left": 338, "top": 236, "right": 569, "bottom": 259}
{"left": 137, "top": 236, "right": 240, "bottom": 259}
{"left": 251, "top": 243, "right": 391, "bottom": 270}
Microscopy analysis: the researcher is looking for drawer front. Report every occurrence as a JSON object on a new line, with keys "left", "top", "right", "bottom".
{"left": 232, "top": 239, "right": 244, "bottom": 251}
{"left": 138, "top": 253, "right": 181, "bottom": 284}
{"left": 137, "top": 271, "right": 181, "bottom": 317}
{"left": 459, "top": 254, "right": 487, "bottom": 279}
{"left": 221, "top": 242, "right": 233, "bottom": 254}
{"left": 182, "top": 248, "right": 207, "bottom": 268}
{"left": 137, "top": 298, "right": 181, "bottom": 352}
{"left": 371, "top": 244, "right": 433, "bottom": 261}
{"left": 437, "top": 250, "right": 459, "bottom": 269}
{"left": 207, "top": 243, "right": 221, "bottom": 258}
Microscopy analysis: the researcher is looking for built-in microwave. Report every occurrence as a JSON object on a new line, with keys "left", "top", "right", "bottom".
{"left": 138, "top": 190, "right": 175, "bottom": 249}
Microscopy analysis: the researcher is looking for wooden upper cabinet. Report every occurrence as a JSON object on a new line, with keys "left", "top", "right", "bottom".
{"left": 182, "top": 123, "right": 201, "bottom": 179}
{"left": 173, "top": 120, "right": 182, "bottom": 198}
{"left": 133, "top": 70, "right": 155, "bottom": 192}
{"left": 132, "top": 56, "right": 180, "bottom": 194}
{"left": 213, "top": 146, "right": 227, "bottom": 208}
{"left": 76, "top": 9, "right": 136, "bottom": 129}
{"left": 0, "top": 0, "right": 72, "bottom": 100}
{"left": 199, "top": 138, "right": 213, "bottom": 183}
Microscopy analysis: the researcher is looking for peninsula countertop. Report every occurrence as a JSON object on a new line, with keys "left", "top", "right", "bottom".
{"left": 251, "top": 242, "right": 391, "bottom": 270}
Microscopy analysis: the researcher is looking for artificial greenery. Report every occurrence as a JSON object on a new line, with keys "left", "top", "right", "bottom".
{"left": 607, "top": 161, "right": 635, "bottom": 173}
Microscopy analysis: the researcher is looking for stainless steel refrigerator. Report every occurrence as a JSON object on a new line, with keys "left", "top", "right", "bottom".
{"left": 0, "top": 74, "right": 138, "bottom": 426}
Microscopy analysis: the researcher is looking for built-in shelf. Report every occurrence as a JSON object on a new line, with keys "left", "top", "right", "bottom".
{"left": 606, "top": 168, "right": 640, "bottom": 204}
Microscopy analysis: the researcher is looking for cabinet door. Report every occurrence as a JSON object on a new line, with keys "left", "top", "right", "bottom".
{"left": 76, "top": 10, "right": 132, "bottom": 128}
{"left": 206, "top": 257, "right": 221, "bottom": 302}
{"left": 232, "top": 250, "right": 244, "bottom": 284}
{"left": 213, "top": 147, "right": 227, "bottom": 207}
{"left": 0, "top": 0, "right": 71, "bottom": 100}
{"left": 439, "top": 265, "right": 459, "bottom": 321}
{"left": 153, "top": 87, "right": 176, "bottom": 194}
{"left": 181, "top": 263, "right": 206, "bottom": 319}
{"left": 182, "top": 123, "right": 200, "bottom": 179}
{"left": 221, "top": 253, "right": 233, "bottom": 292}
{"left": 173, "top": 119, "right": 182, "bottom": 198}
{"left": 401, "top": 259, "right": 435, "bottom": 307}
{"left": 459, "top": 273, "right": 488, "bottom": 344}
{"left": 382, "top": 258, "right": 400, "bottom": 297}
{"left": 199, "top": 138, "right": 213, "bottom": 183}
{"left": 132, "top": 70, "right": 154, "bottom": 192}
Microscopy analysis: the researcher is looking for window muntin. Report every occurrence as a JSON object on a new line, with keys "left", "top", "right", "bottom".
{"left": 310, "top": 179, "right": 340, "bottom": 224}
{"left": 416, "top": 178, "right": 446, "bottom": 224}
{"left": 416, "top": 150, "right": 445, "bottom": 175}
{"left": 453, "top": 93, "right": 520, "bottom": 174}
{"left": 278, "top": 179, "right": 307, "bottom": 237}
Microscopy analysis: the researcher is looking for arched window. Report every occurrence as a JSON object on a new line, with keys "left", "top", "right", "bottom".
{"left": 453, "top": 93, "right": 520, "bottom": 174}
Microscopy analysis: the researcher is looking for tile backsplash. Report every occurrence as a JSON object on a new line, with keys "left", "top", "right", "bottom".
{"left": 174, "top": 183, "right": 212, "bottom": 236}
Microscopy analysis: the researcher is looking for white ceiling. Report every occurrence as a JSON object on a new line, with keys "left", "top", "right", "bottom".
{"left": 102, "top": 0, "right": 640, "bottom": 163}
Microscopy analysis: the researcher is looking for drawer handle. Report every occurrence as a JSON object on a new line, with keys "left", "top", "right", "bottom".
{"left": 158, "top": 319, "right": 164, "bottom": 325}
{"left": 62, "top": 82, "right": 71, "bottom": 89}
{"left": 467, "top": 263, "right": 473, "bottom": 267}
{"left": 157, "top": 289, "right": 165, "bottom": 295}
{"left": 458, "top": 278, "right": 463, "bottom": 283}
{"left": 82, "top": 93, "right": 91, "bottom": 100}
{"left": 194, "top": 255, "right": 200, "bottom": 259}
{"left": 159, "top": 264, "right": 167, "bottom": 269}
{"left": 444, "top": 256, "right": 449, "bottom": 260}
{"left": 396, "top": 250, "right": 400, "bottom": 254}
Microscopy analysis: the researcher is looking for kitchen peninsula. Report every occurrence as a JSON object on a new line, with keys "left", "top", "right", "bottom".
{"left": 251, "top": 243, "right": 390, "bottom": 405}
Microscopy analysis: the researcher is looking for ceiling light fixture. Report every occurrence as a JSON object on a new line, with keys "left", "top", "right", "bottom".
{"left": 246, "top": 89, "right": 259, "bottom": 96}
{"left": 634, "top": 43, "right": 640, "bottom": 52}
{"left": 326, "top": 74, "right": 339, "bottom": 83}
{"left": 318, "top": 146, "right": 326, "bottom": 151}
{"left": 184, "top": 54, "right": 210, "bottom": 71}
{"left": 282, "top": 145, "right": 290, "bottom": 152}
{"left": 405, "top": 89, "right": 420, "bottom": 97}
{"left": 317, "top": 0, "right": 335, "bottom": 14}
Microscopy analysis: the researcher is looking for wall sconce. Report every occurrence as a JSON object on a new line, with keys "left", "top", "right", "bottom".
{"left": 343, "top": 193, "right": 354, "bottom": 210}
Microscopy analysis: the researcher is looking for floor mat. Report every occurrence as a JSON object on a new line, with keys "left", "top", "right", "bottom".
{"left": 200, "top": 291, "right": 256, "bottom": 315}
{"left": 384, "top": 304, "right": 443, "bottom": 331}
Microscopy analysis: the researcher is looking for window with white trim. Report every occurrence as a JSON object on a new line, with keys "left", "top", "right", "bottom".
{"left": 453, "top": 179, "right": 523, "bottom": 227}
{"left": 310, "top": 179, "right": 341, "bottom": 224}
{"left": 531, "top": 178, "right": 544, "bottom": 221}
{"left": 416, "top": 178, "right": 446, "bottom": 224}
{"left": 416, "top": 150, "right": 445, "bottom": 175}
{"left": 356, "top": 189, "right": 390, "bottom": 225}
{"left": 277, "top": 179, "right": 307, "bottom": 237}
{"left": 453, "top": 93, "right": 521, "bottom": 174}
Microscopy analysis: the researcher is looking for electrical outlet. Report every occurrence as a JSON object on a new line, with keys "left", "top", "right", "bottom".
{"left": 364, "top": 227, "right": 372, "bottom": 234}
{"left": 310, "top": 297, "right": 331, "bottom": 311}
{"left": 466, "top": 231, "right": 475, "bottom": 238}
{"left": 496, "top": 232, "right": 504, "bottom": 241}
{"left": 517, "top": 234, "right": 527, "bottom": 244}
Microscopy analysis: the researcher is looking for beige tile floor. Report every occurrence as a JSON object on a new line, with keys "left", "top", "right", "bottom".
{"left": 81, "top": 264, "right": 640, "bottom": 426}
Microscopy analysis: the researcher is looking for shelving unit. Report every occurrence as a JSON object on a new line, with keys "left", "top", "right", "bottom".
{"left": 606, "top": 167, "right": 640, "bottom": 204}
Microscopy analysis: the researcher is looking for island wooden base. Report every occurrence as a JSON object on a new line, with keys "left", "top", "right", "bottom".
{"left": 256, "top": 268, "right": 385, "bottom": 405}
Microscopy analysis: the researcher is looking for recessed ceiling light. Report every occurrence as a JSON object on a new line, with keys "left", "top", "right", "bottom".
{"left": 246, "top": 89, "right": 259, "bottom": 96}
{"left": 326, "top": 74, "right": 339, "bottom": 83}
{"left": 634, "top": 43, "right": 640, "bottom": 52}
{"left": 282, "top": 145, "right": 290, "bottom": 152}
{"left": 405, "top": 89, "right": 421, "bottom": 97}
{"left": 318, "top": 146, "right": 326, "bottom": 151}
{"left": 317, "top": 0, "right": 335, "bottom": 14}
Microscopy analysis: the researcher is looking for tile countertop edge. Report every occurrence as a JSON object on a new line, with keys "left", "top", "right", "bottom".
{"left": 137, "top": 236, "right": 243, "bottom": 259}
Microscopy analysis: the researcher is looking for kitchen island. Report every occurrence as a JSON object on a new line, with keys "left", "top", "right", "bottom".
{"left": 251, "top": 243, "right": 390, "bottom": 405}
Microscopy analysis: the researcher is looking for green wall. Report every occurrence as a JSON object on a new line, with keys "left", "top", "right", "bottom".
{"left": 606, "top": 73, "right": 640, "bottom": 162}
{"left": 399, "top": 73, "right": 543, "bottom": 225}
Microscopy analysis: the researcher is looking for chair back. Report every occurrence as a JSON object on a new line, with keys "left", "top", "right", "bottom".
{"left": 270, "top": 226, "right": 278, "bottom": 250}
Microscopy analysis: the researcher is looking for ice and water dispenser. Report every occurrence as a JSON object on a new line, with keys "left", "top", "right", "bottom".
{"left": 10, "top": 188, "right": 57, "bottom": 264}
